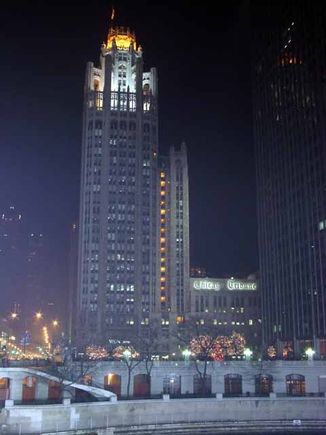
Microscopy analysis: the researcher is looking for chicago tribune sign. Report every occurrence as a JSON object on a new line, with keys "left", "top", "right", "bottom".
{"left": 226, "top": 280, "right": 257, "bottom": 291}
{"left": 191, "top": 278, "right": 257, "bottom": 292}
{"left": 193, "top": 280, "right": 221, "bottom": 291}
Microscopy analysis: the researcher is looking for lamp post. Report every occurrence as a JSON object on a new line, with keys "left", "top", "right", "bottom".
{"left": 244, "top": 348, "right": 253, "bottom": 361}
{"left": 182, "top": 349, "right": 191, "bottom": 366}
{"left": 35, "top": 311, "right": 43, "bottom": 320}
{"left": 305, "top": 347, "right": 315, "bottom": 361}
{"left": 122, "top": 349, "right": 132, "bottom": 362}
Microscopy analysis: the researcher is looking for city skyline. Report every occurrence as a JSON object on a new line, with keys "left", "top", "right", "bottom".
{"left": 0, "top": 1, "right": 256, "bottom": 316}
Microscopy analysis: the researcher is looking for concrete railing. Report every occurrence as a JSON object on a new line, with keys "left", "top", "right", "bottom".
{"left": 1, "top": 396, "right": 326, "bottom": 434}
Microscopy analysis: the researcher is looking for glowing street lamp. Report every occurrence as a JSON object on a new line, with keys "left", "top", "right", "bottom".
{"left": 182, "top": 349, "right": 191, "bottom": 359}
{"left": 244, "top": 348, "right": 253, "bottom": 361}
{"left": 10, "top": 312, "right": 18, "bottom": 320}
{"left": 35, "top": 311, "right": 43, "bottom": 320}
{"left": 305, "top": 347, "right": 315, "bottom": 361}
{"left": 182, "top": 348, "right": 191, "bottom": 365}
{"left": 52, "top": 320, "right": 59, "bottom": 327}
{"left": 122, "top": 349, "right": 132, "bottom": 361}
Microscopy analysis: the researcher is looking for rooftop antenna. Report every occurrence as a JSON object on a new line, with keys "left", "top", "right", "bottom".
{"left": 111, "top": 3, "right": 115, "bottom": 26}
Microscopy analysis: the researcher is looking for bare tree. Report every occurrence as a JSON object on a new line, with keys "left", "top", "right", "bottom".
{"left": 175, "top": 318, "right": 217, "bottom": 396}
{"left": 42, "top": 349, "right": 99, "bottom": 400}
{"left": 139, "top": 320, "right": 166, "bottom": 376}
{"left": 112, "top": 345, "right": 141, "bottom": 398}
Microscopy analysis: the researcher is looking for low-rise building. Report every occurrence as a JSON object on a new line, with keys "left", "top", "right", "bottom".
{"left": 189, "top": 276, "right": 261, "bottom": 349}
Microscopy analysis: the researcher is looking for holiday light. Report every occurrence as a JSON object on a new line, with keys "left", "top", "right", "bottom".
{"left": 85, "top": 345, "right": 109, "bottom": 360}
{"left": 190, "top": 332, "right": 246, "bottom": 361}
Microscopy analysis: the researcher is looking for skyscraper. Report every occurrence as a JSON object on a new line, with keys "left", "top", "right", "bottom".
{"left": 253, "top": 1, "right": 326, "bottom": 357}
{"left": 0, "top": 206, "right": 24, "bottom": 312}
{"left": 77, "top": 22, "right": 190, "bottom": 346}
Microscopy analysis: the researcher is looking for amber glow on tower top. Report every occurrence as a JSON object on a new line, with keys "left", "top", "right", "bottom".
{"left": 106, "top": 26, "right": 137, "bottom": 51}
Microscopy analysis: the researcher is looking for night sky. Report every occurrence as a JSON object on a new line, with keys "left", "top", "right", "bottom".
{"left": 0, "top": 0, "right": 257, "bottom": 314}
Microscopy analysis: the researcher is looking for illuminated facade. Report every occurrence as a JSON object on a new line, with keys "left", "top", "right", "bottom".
{"left": 77, "top": 24, "right": 190, "bottom": 345}
{"left": 253, "top": 1, "right": 326, "bottom": 356}
{"left": 189, "top": 276, "right": 261, "bottom": 348}
{"left": 158, "top": 145, "right": 190, "bottom": 332}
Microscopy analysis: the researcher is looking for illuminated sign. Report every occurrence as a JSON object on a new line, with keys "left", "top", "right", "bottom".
{"left": 190, "top": 278, "right": 257, "bottom": 292}
{"left": 227, "top": 280, "right": 257, "bottom": 291}
{"left": 193, "top": 280, "right": 221, "bottom": 291}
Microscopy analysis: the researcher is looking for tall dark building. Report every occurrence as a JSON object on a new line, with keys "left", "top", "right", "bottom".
{"left": 67, "top": 223, "right": 78, "bottom": 344}
{"left": 77, "top": 23, "right": 190, "bottom": 346}
{"left": 253, "top": 1, "right": 326, "bottom": 357}
{"left": 0, "top": 206, "right": 24, "bottom": 312}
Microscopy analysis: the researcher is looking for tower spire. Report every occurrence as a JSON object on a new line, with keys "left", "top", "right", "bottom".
{"left": 111, "top": 4, "right": 115, "bottom": 23}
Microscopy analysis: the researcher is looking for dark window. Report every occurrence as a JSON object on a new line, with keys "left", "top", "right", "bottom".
{"left": 286, "top": 374, "right": 305, "bottom": 396}
{"left": 255, "top": 374, "right": 273, "bottom": 395}
{"left": 193, "top": 374, "right": 212, "bottom": 396}
{"left": 224, "top": 374, "right": 242, "bottom": 396}
{"left": 163, "top": 375, "right": 181, "bottom": 397}
{"left": 133, "top": 374, "right": 150, "bottom": 397}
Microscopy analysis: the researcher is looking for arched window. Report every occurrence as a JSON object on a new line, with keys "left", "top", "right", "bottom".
{"left": 193, "top": 374, "right": 212, "bottom": 396}
{"left": 255, "top": 374, "right": 273, "bottom": 395}
{"left": 104, "top": 373, "right": 121, "bottom": 397}
{"left": 224, "top": 374, "right": 242, "bottom": 396}
{"left": 0, "top": 378, "right": 10, "bottom": 400}
{"left": 163, "top": 374, "right": 181, "bottom": 397}
{"left": 22, "top": 376, "right": 37, "bottom": 402}
{"left": 48, "top": 380, "right": 61, "bottom": 401}
{"left": 143, "top": 83, "right": 150, "bottom": 95}
{"left": 286, "top": 374, "right": 305, "bottom": 396}
{"left": 133, "top": 374, "right": 151, "bottom": 397}
{"left": 93, "top": 79, "right": 100, "bottom": 91}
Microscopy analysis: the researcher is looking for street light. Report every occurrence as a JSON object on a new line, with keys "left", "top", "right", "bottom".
{"left": 52, "top": 320, "right": 59, "bottom": 327}
{"left": 35, "top": 311, "right": 43, "bottom": 320}
{"left": 122, "top": 349, "right": 132, "bottom": 361}
{"left": 305, "top": 347, "right": 315, "bottom": 361}
{"left": 10, "top": 312, "right": 18, "bottom": 320}
{"left": 182, "top": 348, "right": 191, "bottom": 365}
{"left": 244, "top": 348, "right": 253, "bottom": 361}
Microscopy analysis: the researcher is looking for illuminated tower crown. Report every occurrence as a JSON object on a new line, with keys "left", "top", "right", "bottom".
{"left": 106, "top": 26, "right": 137, "bottom": 51}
